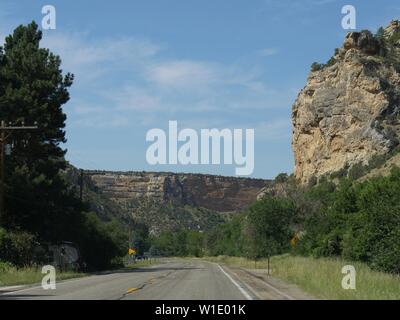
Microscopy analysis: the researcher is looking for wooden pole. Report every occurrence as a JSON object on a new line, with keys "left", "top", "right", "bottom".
{"left": 0, "top": 120, "right": 38, "bottom": 224}
{"left": 79, "top": 169, "right": 83, "bottom": 201}
{"left": 0, "top": 121, "right": 5, "bottom": 224}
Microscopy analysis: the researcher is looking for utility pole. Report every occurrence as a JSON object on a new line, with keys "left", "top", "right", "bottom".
{"left": 79, "top": 169, "right": 84, "bottom": 201}
{"left": 0, "top": 120, "right": 38, "bottom": 224}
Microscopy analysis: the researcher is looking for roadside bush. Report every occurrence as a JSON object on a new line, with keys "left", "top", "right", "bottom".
{"left": 298, "top": 168, "right": 400, "bottom": 273}
{"left": 245, "top": 197, "right": 295, "bottom": 259}
{"left": 0, "top": 228, "right": 37, "bottom": 266}
{"left": 0, "top": 260, "right": 14, "bottom": 272}
{"left": 342, "top": 168, "right": 400, "bottom": 273}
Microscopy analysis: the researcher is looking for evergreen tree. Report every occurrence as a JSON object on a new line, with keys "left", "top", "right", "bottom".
{"left": 0, "top": 23, "right": 128, "bottom": 269}
{"left": 0, "top": 22, "right": 76, "bottom": 240}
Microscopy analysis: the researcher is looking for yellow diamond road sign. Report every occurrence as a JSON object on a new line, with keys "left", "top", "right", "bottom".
{"left": 128, "top": 248, "right": 136, "bottom": 255}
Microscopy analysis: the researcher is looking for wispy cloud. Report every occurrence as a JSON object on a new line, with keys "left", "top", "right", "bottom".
{"left": 257, "top": 47, "right": 279, "bottom": 56}
{"left": 37, "top": 27, "right": 292, "bottom": 130}
{"left": 41, "top": 31, "right": 161, "bottom": 83}
{"left": 0, "top": 22, "right": 295, "bottom": 132}
{"left": 175, "top": 118, "right": 292, "bottom": 142}
{"left": 145, "top": 60, "right": 219, "bottom": 88}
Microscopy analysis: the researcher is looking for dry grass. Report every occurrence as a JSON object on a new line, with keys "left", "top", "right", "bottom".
{"left": 205, "top": 255, "right": 400, "bottom": 300}
{"left": 0, "top": 258, "right": 160, "bottom": 287}
{"left": 0, "top": 266, "right": 85, "bottom": 287}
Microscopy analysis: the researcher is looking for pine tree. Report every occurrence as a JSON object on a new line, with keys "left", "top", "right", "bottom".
{"left": 0, "top": 22, "right": 76, "bottom": 240}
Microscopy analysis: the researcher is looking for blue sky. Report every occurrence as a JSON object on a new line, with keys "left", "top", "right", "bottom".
{"left": 1, "top": 0, "right": 399, "bottom": 178}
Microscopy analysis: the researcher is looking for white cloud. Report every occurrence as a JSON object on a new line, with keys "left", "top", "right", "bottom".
{"left": 145, "top": 60, "right": 219, "bottom": 88}
{"left": 258, "top": 48, "right": 279, "bottom": 56}
{"left": 143, "top": 58, "right": 275, "bottom": 106}
{"left": 36, "top": 29, "right": 293, "bottom": 129}
{"left": 41, "top": 31, "right": 161, "bottom": 83}
{"left": 166, "top": 118, "right": 291, "bottom": 142}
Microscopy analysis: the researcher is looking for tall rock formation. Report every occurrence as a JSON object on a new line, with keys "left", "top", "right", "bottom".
{"left": 292, "top": 21, "right": 400, "bottom": 183}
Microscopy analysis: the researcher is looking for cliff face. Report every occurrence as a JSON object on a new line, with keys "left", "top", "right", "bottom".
{"left": 292, "top": 21, "right": 400, "bottom": 183}
{"left": 87, "top": 171, "right": 270, "bottom": 212}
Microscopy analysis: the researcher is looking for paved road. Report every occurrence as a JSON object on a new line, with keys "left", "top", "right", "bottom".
{"left": 0, "top": 260, "right": 253, "bottom": 300}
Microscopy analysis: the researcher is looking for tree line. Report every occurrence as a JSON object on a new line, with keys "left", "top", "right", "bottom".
{"left": 150, "top": 169, "right": 400, "bottom": 274}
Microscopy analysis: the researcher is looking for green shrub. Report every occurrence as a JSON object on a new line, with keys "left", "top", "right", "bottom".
{"left": 348, "top": 163, "right": 367, "bottom": 180}
{"left": 311, "top": 62, "right": 324, "bottom": 72}
{"left": 326, "top": 56, "right": 336, "bottom": 67}
{"left": 308, "top": 176, "right": 318, "bottom": 187}
{"left": 0, "top": 228, "right": 37, "bottom": 266}
{"left": 275, "top": 172, "right": 289, "bottom": 183}
{"left": 368, "top": 154, "right": 388, "bottom": 169}
{"left": 330, "top": 167, "right": 348, "bottom": 180}
{"left": 245, "top": 197, "right": 295, "bottom": 259}
{"left": 299, "top": 168, "right": 400, "bottom": 273}
{"left": 0, "top": 260, "right": 14, "bottom": 272}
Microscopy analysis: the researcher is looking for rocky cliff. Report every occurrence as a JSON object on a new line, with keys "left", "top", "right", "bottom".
{"left": 86, "top": 171, "right": 270, "bottom": 212}
{"left": 292, "top": 21, "right": 400, "bottom": 183}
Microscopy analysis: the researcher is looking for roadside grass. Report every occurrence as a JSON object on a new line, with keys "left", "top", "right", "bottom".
{"left": 124, "top": 258, "right": 159, "bottom": 269}
{"left": 0, "top": 258, "right": 161, "bottom": 287}
{"left": 0, "top": 265, "right": 85, "bottom": 287}
{"left": 204, "top": 255, "right": 400, "bottom": 300}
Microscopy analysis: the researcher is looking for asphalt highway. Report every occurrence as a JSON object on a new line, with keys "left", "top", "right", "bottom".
{"left": 0, "top": 259, "right": 254, "bottom": 300}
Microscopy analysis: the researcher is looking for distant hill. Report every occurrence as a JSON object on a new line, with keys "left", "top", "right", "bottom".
{"left": 85, "top": 170, "right": 270, "bottom": 212}
{"left": 65, "top": 167, "right": 270, "bottom": 235}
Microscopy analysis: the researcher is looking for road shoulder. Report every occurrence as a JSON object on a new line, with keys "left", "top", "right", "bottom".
{"left": 217, "top": 263, "right": 317, "bottom": 300}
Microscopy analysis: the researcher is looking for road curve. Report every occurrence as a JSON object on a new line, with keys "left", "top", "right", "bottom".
{"left": 0, "top": 259, "right": 253, "bottom": 300}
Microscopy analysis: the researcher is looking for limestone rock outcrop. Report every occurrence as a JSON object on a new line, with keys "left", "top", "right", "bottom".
{"left": 292, "top": 21, "right": 400, "bottom": 183}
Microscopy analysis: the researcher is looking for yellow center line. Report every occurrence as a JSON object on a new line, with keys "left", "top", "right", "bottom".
{"left": 126, "top": 288, "right": 139, "bottom": 294}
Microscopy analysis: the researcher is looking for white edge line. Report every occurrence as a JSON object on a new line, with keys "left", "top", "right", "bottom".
{"left": 1, "top": 284, "right": 43, "bottom": 295}
{"left": 1, "top": 261, "right": 164, "bottom": 296}
{"left": 217, "top": 264, "right": 253, "bottom": 300}
{"left": 226, "top": 269, "right": 262, "bottom": 300}
{"left": 0, "top": 275, "right": 94, "bottom": 295}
